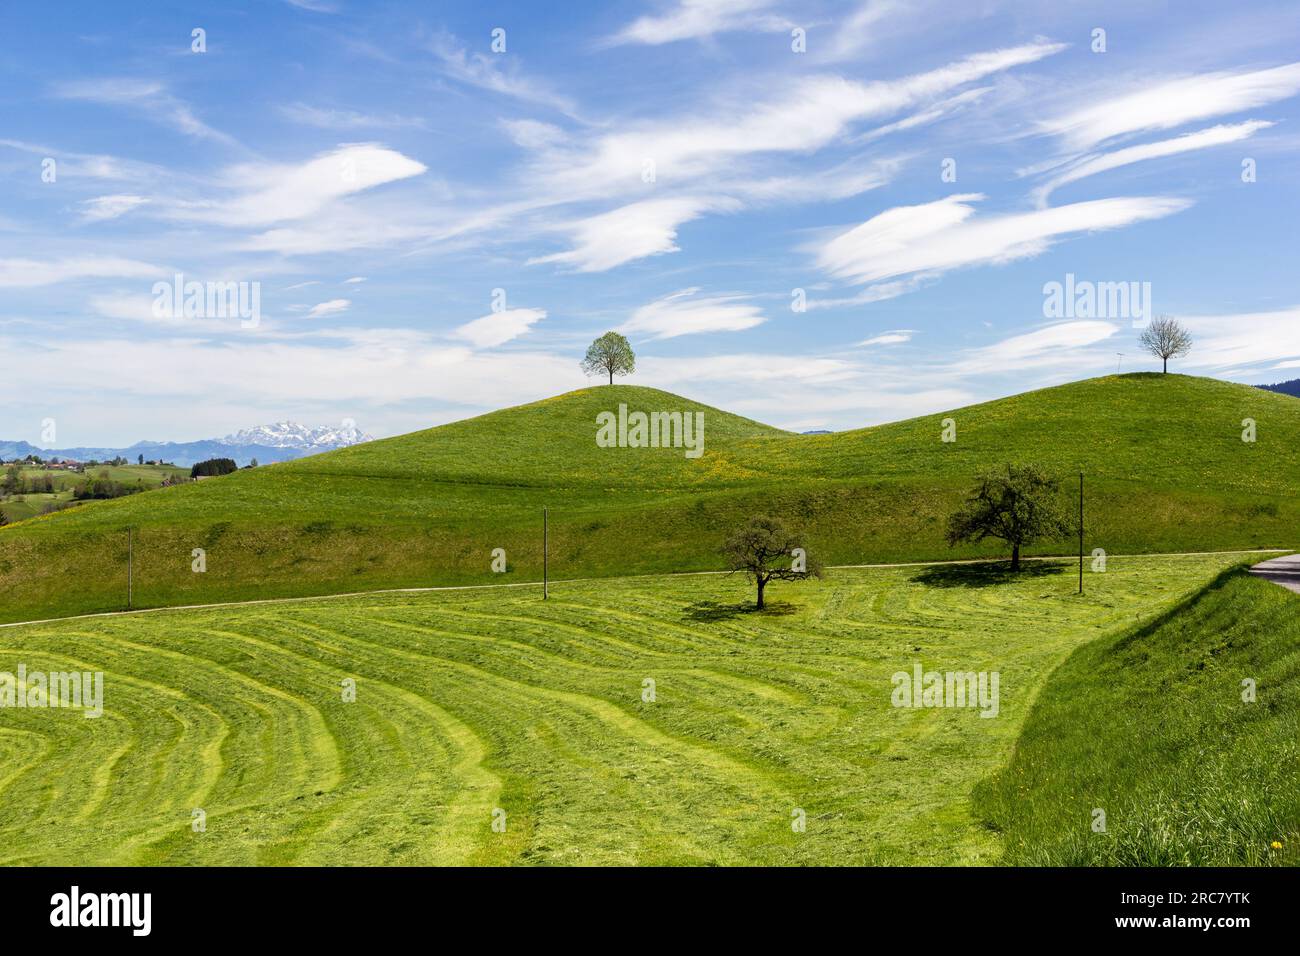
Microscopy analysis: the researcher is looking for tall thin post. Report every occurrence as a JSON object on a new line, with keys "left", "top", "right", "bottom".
{"left": 543, "top": 507, "right": 548, "bottom": 600}
{"left": 1078, "top": 472, "right": 1084, "bottom": 595}
{"left": 127, "top": 526, "right": 134, "bottom": 609}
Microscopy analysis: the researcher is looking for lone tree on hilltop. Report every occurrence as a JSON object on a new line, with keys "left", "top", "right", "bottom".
{"left": 721, "top": 516, "right": 824, "bottom": 610}
{"left": 1139, "top": 315, "right": 1192, "bottom": 373}
{"left": 946, "top": 463, "right": 1072, "bottom": 572}
{"left": 582, "top": 331, "right": 636, "bottom": 385}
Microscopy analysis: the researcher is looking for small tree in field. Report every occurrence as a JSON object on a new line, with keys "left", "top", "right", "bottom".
{"left": 721, "top": 516, "right": 823, "bottom": 609}
{"left": 582, "top": 331, "right": 636, "bottom": 385}
{"left": 946, "top": 464, "right": 1072, "bottom": 571}
{"left": 1139, "top": 315, "right": 1192, "bottom": 373}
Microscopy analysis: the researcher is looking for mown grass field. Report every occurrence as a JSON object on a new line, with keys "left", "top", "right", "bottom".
{"left": 0, "top": 373, "right": 1294, "bottom": 624}
{"left": 0, "top": 552, "right": 1255, "bottom": 865}
{"left": 975, "top": 568, "right": 1300, "bottom": 866}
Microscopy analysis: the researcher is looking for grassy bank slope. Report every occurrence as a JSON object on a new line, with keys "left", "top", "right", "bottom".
{"left": 974, "top": 569, "right": 1300, "bottom": 865}
{"left": 1, "top": 374, "right": 1294, "bottom": 622}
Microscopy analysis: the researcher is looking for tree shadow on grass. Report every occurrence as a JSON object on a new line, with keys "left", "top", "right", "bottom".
{"left": 911, "top": 560, "right": 1066, "bottom": 589}
{"left": 682, "top": 600, "right": 799, "bottom": 622}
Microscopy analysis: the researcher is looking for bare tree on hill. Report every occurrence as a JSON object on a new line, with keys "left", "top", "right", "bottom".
{"left": 1139, "top": 315, "right": 1193, "bottom": 373}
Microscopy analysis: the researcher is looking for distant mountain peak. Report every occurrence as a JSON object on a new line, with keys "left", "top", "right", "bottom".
{"left": 222, "top": 421, "right": 374, "bottom": 450}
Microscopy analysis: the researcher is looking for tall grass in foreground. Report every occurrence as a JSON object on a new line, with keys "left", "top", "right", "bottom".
{"left": 975, "top": 570, "right": 1300, "bottom": 865}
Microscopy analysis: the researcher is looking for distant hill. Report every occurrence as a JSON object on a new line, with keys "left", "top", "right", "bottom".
{"left": 2, "top": 374, "right": 1296, "bottom": 623}
{"left": 1257, "top": 378, "right": 1300, "bottom": 398}
{"left": 0, "top": 421, "right": 373, "bottom": 467}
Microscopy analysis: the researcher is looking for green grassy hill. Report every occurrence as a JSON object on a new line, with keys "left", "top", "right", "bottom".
{"left": 975, "top": 567, "right": 1300, "bottom": 865}
{"left": 1, "top": 374, "right": 1295, "bottom": 623}
{"left": 0, "top": 553, "right": 1246, "bottom": 865}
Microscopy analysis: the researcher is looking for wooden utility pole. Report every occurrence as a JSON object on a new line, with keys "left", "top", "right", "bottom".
{"left": 127, "top": 526, "right": 134, "bottom": 609}
{"left": 1078, "top": 473, "right": 1084, "bottom": 595}
{"left": 543, "top": 507, "right": 548, "bottom": 600}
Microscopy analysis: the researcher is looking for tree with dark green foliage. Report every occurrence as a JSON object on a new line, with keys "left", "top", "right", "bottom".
{"left": 581, "top": 331, "right": 636, "bottom": 385}
{"left": 946, "top": 463, "right": 1073, "bottom": 571}
{"left": 721, "top": 516, "right": 823, "bottom": 609}
{"left": 190, "top": 458, "right": 238, "bottom": 479}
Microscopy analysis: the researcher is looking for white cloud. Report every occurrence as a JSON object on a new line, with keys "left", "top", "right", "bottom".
{"left": 524, "top": 41, "right": 1064, "bottom": 200}
{"left": 529, "top": 197, "right": 736, "bottom": 272}
{"left": 816, "top": 193, "right": 1191, "bottom": 285}
{"left": 278, "top": 103, "right": 426, "bottom": 130}
{"left": 852, "top": 86, "right": 991, "bottom": 144}
{"left": 175, "top": 144, "right": 427, "bottom": 228}
{"left": 344, "top": 276, "right": 367, "bottom": 284}
{"left": 452, "top": 308, "right": 547, "bottom": 348}
{"left": 1042, "top": 62, "right": 1300, "bottom": 150}
{"left": 52, "top": 78, "right": 237, "bottom": 146}
{"left": 0, "top": 139, "right": 166, "bottom": 183}
{"left": 820, "top": 0, "right": 906, "bottom": 62}
{"left": 859, "top": 330, "right": 914, "bottom": 346}
{"left": 951, "top": 320, "right": 1119, "bottom": 374}
{"left": 79, "top": 194, "right": 148, "bottom": 222}
{"left": 731, "top": 155, "right": 901, "bottom": 203}
{"left": 87, "top": 291, "right": 244, "bottom": 332}
{"left": 641, "top": 353, "right": 861, "bottom": 386}
{"left": 430, "top": 32, "right": 575, "bottom": 114}
{"left": 806, "top": 276, "right": 932, "bottom": 310}
{"left": 605, "top": 0, "right": 789, "bottom": 46}
{"left": 1178, "top": 307, "right": 1300, "bottom": 369}
{"left": 0, "top": 256, "right": 160, "bottom": 288}
{"left": 0, "top": 330, "right": 584, "bottom": 440}
{"left": 621, "top": 288, "right": 766, "bottom": 340}
{"left": 307, "top": 299, "right": 351, "bottom": 318}
{"left": 1033, "top": 121, "right": 1273, "bottom": 205}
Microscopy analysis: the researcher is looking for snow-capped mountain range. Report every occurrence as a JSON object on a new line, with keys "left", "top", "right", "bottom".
{"left": 1, "top": 421, "right": 374, "bottom": 467}
{"left": 223, "top": 421, "right": 374, "bottom": 450}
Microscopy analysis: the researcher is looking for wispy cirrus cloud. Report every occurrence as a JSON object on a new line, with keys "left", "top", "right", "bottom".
{"left": 1032, "top": 120, "right": 1273, "bottom": 205}
{"left": 0, "top": 256, "right": 161, "bottom": 288}
{"left": 79, "top": 194, "right": 149, "bottom": 223}
{"left": 620, "top": 288, "right": 766, "bottom": 340}
{"left": 603, "top": 0, "right": 790, "bottom": 47}
{"left": 529, "top": 197, "right": 737, "bottom": 272}
{"left": 1041, "top": 61, "right": 1300, "bottom": 150}
{"left": 52, "top": 78, "right": 239, "bottom": 147}
{"left": 453, "top": 307, "right": 547, "bottom": 348}
{"left": 430, "top": 31, "right": 576, "bottom": 115}
{"left": 949, "top": 320, "right": 1119, "bottom": 374}
{"left": 523, "top": 41, "right": 1065, "bottom": 202}
{"left": 816, "top": 193, "right": 1191, "bottom": 286}
{"left": 278, "top": 103, "right": 428, "bottom": 130}
{"left": 1178, "top": 306, "right": 1300, "bottom": 370}
{"left": 158, "top": 144, "right": 427, "bottom": 235}
{"left": 306, "top": 298, "right": 351, "bottom": 318}
{"left": 818, "top": 0, "right": 907, "bottom": 62}
{"left": 859, "top": 329, "right": 914, "bottom": 346}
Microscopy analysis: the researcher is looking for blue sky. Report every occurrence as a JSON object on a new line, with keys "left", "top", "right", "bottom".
{"left": 3, "top": 0, "right": 1300, "bottom": 445}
